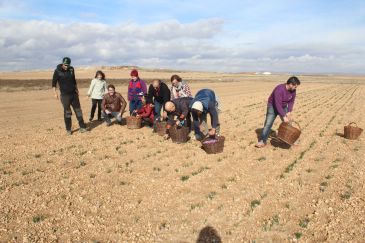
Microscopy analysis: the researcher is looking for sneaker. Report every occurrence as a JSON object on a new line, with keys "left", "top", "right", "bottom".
{"left": 66, "top": 130, "right": 72, "bottom": 135}
{"left": 79, "top": 128, "right": 88, "bottom": 133}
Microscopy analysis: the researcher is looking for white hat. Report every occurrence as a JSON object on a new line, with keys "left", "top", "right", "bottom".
{"left": 192, "top": 101, "right": 203, "bottom": 112}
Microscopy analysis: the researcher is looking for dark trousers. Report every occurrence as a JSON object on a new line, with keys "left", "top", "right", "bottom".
{"left": 60, "top": 93, "right": 86, "bottom": 131}
{"left": 90, "top": 99, "right": 102, "bottom": 120}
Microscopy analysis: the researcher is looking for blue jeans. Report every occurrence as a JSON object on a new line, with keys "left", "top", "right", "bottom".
{"left": 154, "top": 100, "right": 163, "bottom": 121}
{"left": 103, "top": 111, "right": 122, "bottom": 125}
{"left": 129, "top": 99, "right": 142, "bottom": 115}
{"left": 260, "top": 105, "right": 287, "bottom": 143}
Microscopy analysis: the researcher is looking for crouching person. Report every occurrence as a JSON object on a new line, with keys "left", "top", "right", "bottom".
{"left": 102, "top": 84, "right": 127, "bottom": 126}
{"left": 164, "top": 97, "right": 193, "bottom": 137}
{"left": 255, "top": 76, "right": 300, "bottom": 148}
{"left": 190, "top": 89, "right": 220, "bottom": 141}
{"left": 136, "top": 95, "right": 154, "bottom": 127}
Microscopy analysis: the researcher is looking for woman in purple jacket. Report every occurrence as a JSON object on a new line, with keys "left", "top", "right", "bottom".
{"left": 128, "top": 69, "right": 147, "bottom": 115}
{"left": 256, "top": 76, "right": 301, "bottom": 148}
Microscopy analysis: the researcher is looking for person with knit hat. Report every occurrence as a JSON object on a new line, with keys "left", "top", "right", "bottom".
{"left": 127, "top": 69, "right": 147, "bottom": 115}
{"left": 189, "top": 89, "right": 221, "bottom": 141}
{"left": 52, "top": 57, "right": 87, "bottom": 135}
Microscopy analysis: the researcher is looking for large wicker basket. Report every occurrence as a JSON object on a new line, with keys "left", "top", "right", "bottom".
{"left": 155, "top": 121, "right": 167, "bottom": 136}
{"left": 169, "top": 126, "right": 189, "bottom": 143}
{"left": 344, "top": 122, "right": 363, "bottom": 140}
{"left": 277, "top": 121, "right": 301, "bottom": 145}
{"left": 202, "top": 136, "right": 225, "bottom": 154}
{"left": 126, "top": 116, "right": 142, "bottom": 129}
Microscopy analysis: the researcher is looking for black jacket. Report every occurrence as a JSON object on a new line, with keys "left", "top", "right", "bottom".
{"left": 147, "top": 82, "right": 170, "bottom": 104}
{"left": 166, "top": 97, "right": 193, "bottom": 125}
{"left": 52, "top": 64, "right": 77, "bottom": 95}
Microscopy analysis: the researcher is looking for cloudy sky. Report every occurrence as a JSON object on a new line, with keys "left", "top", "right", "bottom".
{"left": 1, "top": 0, "right": 365, "bottom": 73}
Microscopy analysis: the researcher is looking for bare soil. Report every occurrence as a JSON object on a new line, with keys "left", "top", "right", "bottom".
{"left": 0, "top": 70, "right": 364, "bottom": 242}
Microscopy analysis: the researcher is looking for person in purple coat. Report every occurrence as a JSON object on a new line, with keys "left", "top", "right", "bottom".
{"left": 255, "top": 76, "right": 301, "bottom": 148}
{"left": 128, "top": 69, "right": 147, "bottom": 115}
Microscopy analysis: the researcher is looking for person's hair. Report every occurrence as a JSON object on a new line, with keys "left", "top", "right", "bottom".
{"left": 107, "top": 84, "right": 115, "bottom": 90}
{"left": 170, "top": 74, "right": 182, "bottom": 82}
{"left": 287, "top": 76, "right": 301, "bottom": 85}
{"left": 95, "top": 70, "right": 105, "bottom": 80}
{"left": 143, "top": 95, "right": 152, "bottom": 104}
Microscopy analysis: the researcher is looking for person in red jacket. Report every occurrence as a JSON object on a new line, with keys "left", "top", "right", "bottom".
{"left": 136, "top": 95, "right": 154, "bottom": 127}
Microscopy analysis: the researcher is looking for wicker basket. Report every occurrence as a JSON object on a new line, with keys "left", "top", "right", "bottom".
{"left": 277, "top": 121, "right": 301, "bottom": 145}
{"left": 169, "top": 126, "right": 189, "bottom": 143}
{"left": 202, "top": 136, "right": 225, "bottom": 154}
{"left": 126, "top": 116, "right": 142, "bottom": 129}
{"left": 155, "top": 121, "right": 167, "bottom": 136}
{"left": 344, "top": 122, "right": 363, "bottom": 140}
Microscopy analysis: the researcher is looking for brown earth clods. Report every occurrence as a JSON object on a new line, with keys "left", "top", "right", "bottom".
{"left": 0, "top": 69, "right": 364, "bottom": 242}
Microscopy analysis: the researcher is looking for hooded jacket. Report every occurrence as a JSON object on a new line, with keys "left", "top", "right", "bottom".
{"left": 52, "top": 64, "right": 77, "bottom": 95}
{"left": 190, "top": 89, "right": 219, "bottom": 131}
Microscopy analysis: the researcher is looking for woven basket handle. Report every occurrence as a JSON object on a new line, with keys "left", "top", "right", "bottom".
{"left": 347, "top": 122, "right": 358, "bottom": 127}
{"left": 290, "top": 120, "right": 301, "bottom": 131}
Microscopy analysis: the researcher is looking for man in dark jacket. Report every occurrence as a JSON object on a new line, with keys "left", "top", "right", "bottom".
{"left": 147, "top": 79, "right": 170, "bottom": 122}
{"left": 190, "top": 89, "right": 220, "bottom": 140}
{"left": 52, "top": 57, "right": 87, "bottom": 135}
{"left": 164, "top": 97, "right": 193, "bottom": 131}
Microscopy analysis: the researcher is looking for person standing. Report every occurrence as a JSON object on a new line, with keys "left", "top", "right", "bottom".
{"left": 190, "top": 89, "right": 221, "bottom": 141}
{"left": 147, "top": 79, "right": 170, "bottom": 122}
{"left": 127, "top": 69, "right": 147, "bottom": 115}
{"left": 102, "top": 84, "right": 127, "bottom": 126}
{"left": 170, "top": 74, "right": 192, "bottom": 100}
{"left": 87, "top": 70, "right": 107, "bottom": 121}
{"left": 52, "top": 57, "right": 87, "bottom": 135}
{"left": 255, "top": 76, "right": 301, "bottom": 148}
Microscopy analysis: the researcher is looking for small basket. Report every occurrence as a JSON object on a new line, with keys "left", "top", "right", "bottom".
{"left": 344, "top": 122, "right": 363, "bottom": 140}
{"left": 169, "top": 126, "right": 189, "bottom": 144}
{"left": 155, "top": 121, "right": 167, "bottom": 136}
{"left": 126, "top": 116, "right": 142, "bottom": 129}
{"left": 277, "top": 121, "right": 301, "bottom": 145}
{"left": 202, "top": 136, "right": 225, "bottom": 154}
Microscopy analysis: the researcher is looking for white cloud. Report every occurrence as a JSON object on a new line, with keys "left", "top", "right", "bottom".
{"left": 0, "top": 18, "right": 364, "bottom": 74}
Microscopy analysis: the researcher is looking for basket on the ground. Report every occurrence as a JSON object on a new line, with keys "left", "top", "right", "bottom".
{"left": 277, "top": 121, "right": 301, "bottom": 145}
{"left": 202, "top": 136, "right": 225, "bottom": 154}
{"left": 126, "top": 116, "right": 142, "bottom": 129}
{"left": 155, "top": 121, "right": 167, "bottom": 136}
{"left": 344, "top": 122, "right": 363, "bottom": 140}
{"left": 169, "top": 126, "right": 189, "bottom": 143}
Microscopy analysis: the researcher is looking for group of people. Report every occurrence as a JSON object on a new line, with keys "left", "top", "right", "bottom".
{"left": 52, "top": 57, "right": 300, "bottom": 146}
